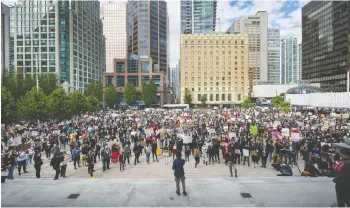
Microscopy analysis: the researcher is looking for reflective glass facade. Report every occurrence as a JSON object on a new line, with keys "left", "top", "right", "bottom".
{"left": 10, "top": 0, "right": 105, "bottom": 91}
{"left": 180, "top": 0, "right": 217, "bottom": 34}
{"left": 281, "top": 36, "right": 299, "bottom": 84}
{"left": 267, "top": 28, "right": 280, "bottom": 84}
{"left": 127, "top": 0, "right": 167, "bottom": 72}
{"left": 302, "top": 1, "right": 350, "bottom": 92}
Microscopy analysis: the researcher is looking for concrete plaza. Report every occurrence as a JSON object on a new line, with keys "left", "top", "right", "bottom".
{"left": 1, "top": 177, "right": 336, "bottom": 207}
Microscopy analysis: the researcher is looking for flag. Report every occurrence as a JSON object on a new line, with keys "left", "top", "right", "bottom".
{"left": 216, "top": 18, "right": 220, "bottom": 20}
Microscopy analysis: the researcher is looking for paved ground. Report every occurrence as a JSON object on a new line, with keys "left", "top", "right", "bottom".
{"left": 1, "top": 177, "right": 336, "bottom": 207}
{"left": 1, "top": 150, "right": 305, "bottom": 179}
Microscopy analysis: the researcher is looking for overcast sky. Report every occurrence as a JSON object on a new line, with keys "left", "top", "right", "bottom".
{"left": 3, "top": 0, "right": 307, "bottom": 68}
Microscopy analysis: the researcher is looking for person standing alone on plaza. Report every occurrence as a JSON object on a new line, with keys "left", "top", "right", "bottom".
{"left": 33, "top": 147, "right": 43, "bottom": 178}
{"left": 227, "top": 141, "right": 238, "bottom": 178}
{"left": 172, "top": 152, "right": 187, "bottom": 196}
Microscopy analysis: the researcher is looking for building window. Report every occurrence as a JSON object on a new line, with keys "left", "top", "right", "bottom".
{"left": 128, "top": 76, "right": 138, "bottom": 87}
{"left": 116, "top": 62, "right": 125, "bottom": 73}
{"left": 228, "top": 94, "right": 231, "bottom": 101}
{"left": 152, "top": 75, "right": 161, "bottom": 86}
{"left": 238, "top": 94, "right": 241, "bottom": 101}
{"left": 106, "top": 76, "right": 114, "bottom": 87}
{"left": 197, "top": 94, "right": 201, "bottom": 102}
{"left": 117, "top": 76, "right": 125, "bottom": 87}
{"left": 216, "top": 94, "right": 219, "bottom": 101}
{"left": 222, "top": 94, "right": 225, "bottom": 101}
{"left": 210, "top": 94, "right": 213, "bottom": 101}
{"left": 128, "top": 54, "right": 138, "bottom": 73}
{"left": 141, "top": 61, "right": 150, "bottom": 73}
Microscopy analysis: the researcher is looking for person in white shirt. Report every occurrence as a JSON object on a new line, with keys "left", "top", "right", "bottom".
{"left": 17, "top": 150, "right": 28, "bottom": 175}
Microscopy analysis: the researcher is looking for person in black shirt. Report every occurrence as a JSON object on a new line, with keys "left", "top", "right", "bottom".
{"left": 333, "top": 148, "right": 350, "bottom": 207}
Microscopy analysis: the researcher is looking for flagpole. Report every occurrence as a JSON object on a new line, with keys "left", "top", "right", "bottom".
{"left": 347, "top": 71, "right": 349, "bottom": 92}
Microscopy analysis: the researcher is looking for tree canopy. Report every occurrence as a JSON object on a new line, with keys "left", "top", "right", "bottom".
{"left": 200, "top": 94, "right": 207, "bottom": 107}
{"left": 183, "top": 88, "right": 193, "bottom": 106}
{"left": 105, "top": 85, "right": 118, "bottom": 109}
{"left": 18, "top": 87, "right": 49, "bottom": 121}
{"left": 47, "top": 88, "right": 71, "bottom": 120}
{"left": 141, "top": 80, "right": 157, "bottom": 107}
{"left": 272, "top": 94, "right": 290, "bottom": 112}
{"left": 123, "top": 82, "right": 137, "bottom": 105}
{"left": 240, "top": 97, "right": 255, "bottom": 108}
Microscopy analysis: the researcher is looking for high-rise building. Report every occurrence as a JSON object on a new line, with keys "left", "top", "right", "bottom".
{"left": 102, "top": 0, "right": 168, "bottom": 106}
{"left": 1, "top": 2, "right": 10, "bottom": 70}
{"left": 102, "top": 2, "right": 127, "bottom": 73}
{"left": 298, "top": 44, "right": 302, "bottom": 82}
{"left": 227, "top": 11, "right": 268, "bottom": 84}
{"left": 302, "top": 1, "right": 350, "bottom": 92}
{"left": 127, "top": 0, "right": 168, "bottom": 73}
{"left": 180, "top": 33, "right": 249, "bottom": 106}
{"left": 267, "top": 28, "right": 280, "bottom": 84}
{"left": 281, "top": 36, "right": 299, "bottom": 84}
{"left": 180, "top": 0, "right": 217, "bottom": 34}
{"left": 10, "top": 0, "right": 105, "bottom": 91}
{"left": 170, "top": 64, "right": 180, "bottom": 103}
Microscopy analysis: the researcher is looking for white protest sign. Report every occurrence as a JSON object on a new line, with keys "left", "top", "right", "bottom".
{"left": 208, "top": 129, "right": 215, "bottom": 135}
{"left": 53, "top": 130, "right": 60, "bottom": 135}
{"left": 223, "top": 126, "right": 228, "bottom": 131}
{"left": 131, "top": 131, "right": 136, "bottom": 136}
{"left": 31, "top": 131, "right": 39, "bottom": 137}
{"left": 274, "top": 120, "right": 281, "bottom": 126}
{"left": 228, "top": 132, "right": 236, "bottom": 139}
{"left": 243, "top": 149, "right": 249, "bottom": 157}
{"left": 281, "top": 128, "right": 289, "bottom": 137}
{"left": 176, "top": 133, "right": 184, "bottom": 139}
{"left": 291, "top": 132, "right": 300, "bottom": 142}
{"left": 183, "top": 136, "right": 192, "bottom": 144}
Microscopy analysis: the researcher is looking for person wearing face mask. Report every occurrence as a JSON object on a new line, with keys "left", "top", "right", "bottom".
{"left": 260, "top": 140, "right": 268, "bottom": 168}
{"left": 287, "top": 141, "right": 296, "bottom": 165}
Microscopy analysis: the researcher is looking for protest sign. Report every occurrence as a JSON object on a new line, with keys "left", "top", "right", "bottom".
{"left": 281, "top": 128, "right": 289, "bottom": 137}
{"left": 14, "top": 135, "right": 22, "bottom": 144}
{"left": 291, "top": 131, "right": 300, "bottom": 142}
{"left": 243, "top": 149, "right": 249, "bottom": 157}
{"left": 183, "top": 136, "right": 192, "bottom": 144}
{"left": 249, "top": 125, "right": 257, "bottom": 136}
{"left": 31, "top": 131, "right": 39, "bottom": 137}
{"left": 228, "top": 132, "right": 236, "bottom": 139}
{"left": 53, "top": 130, "right": 60, "bottom": 135}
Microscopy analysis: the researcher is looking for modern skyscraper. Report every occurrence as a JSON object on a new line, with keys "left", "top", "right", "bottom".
{"left": 227, "top": 11, "right": 268, "bottom": 84}
{"left": 10, "top": 0, "right": 105, "bottom": 91}
{"left": 1, "top": 2, "right": 10, "bottom": 70}
{"left": 127, "top": 0, "right": 168, "bottom": 73}
{"left": 267, "top": 28, "right": 280, "bottom": 84}
{"left": 281, "top": 36, "right": 299, "bottom": 84}
{"left": 102, "top": 2, "right": 127, "bottom": 73}
{"left": 180, "top": 33, "right": 249, "bottom": 106}
{"left": 298, "top": 44, "right": 302, "bottom": 82}
{"left": 180, "top": 0, "right": 217, "bottom": 34}
{"left": 170, "top": 64, "right": 180, "bottom": 102}
{"left": 302, "top": 1, "right": 350, "bottom": 92}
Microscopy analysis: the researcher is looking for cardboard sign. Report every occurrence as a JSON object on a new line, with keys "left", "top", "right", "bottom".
{"left": 249, "top": 125, "right": 258, "bottom": 136}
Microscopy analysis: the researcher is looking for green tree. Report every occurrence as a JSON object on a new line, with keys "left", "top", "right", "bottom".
{"left": 105, "top": 85, "right": 119, "bottom": 109}
{"left": 240, "top": 97, "right": 254, "bottom": 108}
{"left": 141, "top": 80, "right": 157, "bottom": 107}
{"left": 39, "top": 73, "right": 58, "bottom": 95}
{"left": 123, "top": 82, "right": 137, "bottom": 105}
{"left": 18, "top": 87, "right": 48, "bottom": 121}
{"left": 200, "top": 94, "right": 207, "bottom": 107}
{"left": 183, "top": 88, "right": 193, "bottom": 106}
{"left": 87, "top": 95, "right": 100, "bottom": 112}
{"left": 47, "top": 88, "right": 71, "bottom": 119}
{"left": 68, "top": 91, "right": 88, "bottom": 114}
{"left": 271, "top": 95, "right": 290, "bottom": 112}
{"left": 85, "top": 81, "right": 103, "bottom": 101}
{"left": 1, "top": 87, "right": 18, "bottom": 125}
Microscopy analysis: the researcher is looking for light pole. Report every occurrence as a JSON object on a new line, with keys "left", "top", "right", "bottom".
{"left": 36, "top": 54, "right": 39, "bottom": 91}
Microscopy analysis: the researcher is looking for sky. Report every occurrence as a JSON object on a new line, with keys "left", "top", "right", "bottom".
{"left": 3, "top": 0, "right": 309, "bottom": 68}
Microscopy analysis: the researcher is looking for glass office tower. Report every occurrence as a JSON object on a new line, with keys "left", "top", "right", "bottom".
{"left": 180, "top": 0, "right": 217, "bottom": 34}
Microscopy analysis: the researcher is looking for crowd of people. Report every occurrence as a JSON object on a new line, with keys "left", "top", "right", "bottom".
{"left": 1, "top": 107, "right": 350, "bottom": 181}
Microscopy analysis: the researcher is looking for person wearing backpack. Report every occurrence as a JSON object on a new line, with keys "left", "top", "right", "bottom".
{"left": 185, "top": 145, "right": 191, "bottom": 162}
{"left": 50, "top": 152, "right": 64, "bottom": 180}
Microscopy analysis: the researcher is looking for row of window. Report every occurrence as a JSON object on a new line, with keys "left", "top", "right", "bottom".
{"left": 184, "top": 82, "right": 245, "bottom": 87}
{"left": 196, "top": 93, "right": 242, "bottom": 102}
{"left": 17, "top": 46, "right": 55, "bottom": 53}
{"left": 184, "top": 40, "right": 245, "bottom": 45}
{"left": 184, "top": 46, "right": 245, "bottom": 50}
